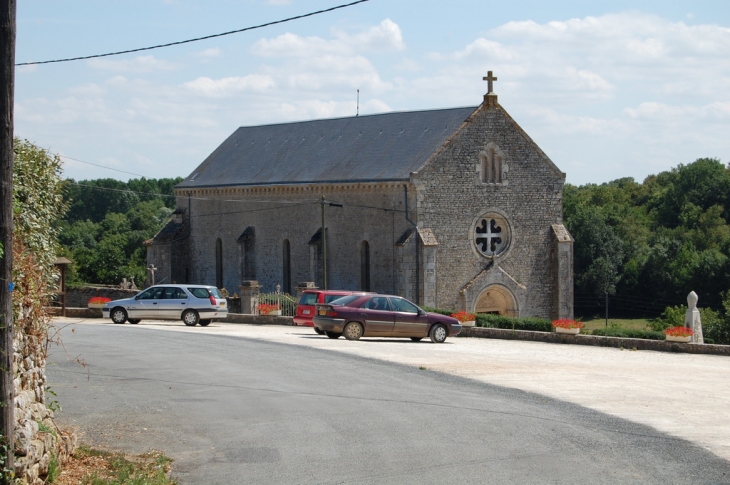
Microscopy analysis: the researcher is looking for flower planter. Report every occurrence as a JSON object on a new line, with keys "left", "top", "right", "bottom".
{"left": 665, "top": 335, "right": 691, "bottom": 343}
{"left": 266, "top": 310, "right": 282, "bottom": 316}
{"left": 88, "top": 303, "right": 106, "bottom": 309}
{"left": 461, "top": 320, "right": 475, "bottom": 327}
{"left": 555, "top": 327, "right": 580, "bottom": 335}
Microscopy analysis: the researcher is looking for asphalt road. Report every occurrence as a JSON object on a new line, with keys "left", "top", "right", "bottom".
{"left": 47, "top": 322, "right": 730, "bottom": 484}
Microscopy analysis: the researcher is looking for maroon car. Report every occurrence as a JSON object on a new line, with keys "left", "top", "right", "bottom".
{"left": 313, "top": 294, "right": 462, "bottom": 343}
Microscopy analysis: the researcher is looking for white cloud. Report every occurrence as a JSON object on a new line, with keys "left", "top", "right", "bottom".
{"left": 87, "top": 55, "right": 176, "bottom": 73}
{"left": 333, "top": 19, "right": 405, "bottom": 52}
{"left": 183, "top": 75, "right": 276, "bottom": 97}
{"left": 194, "top": 48, "right": 222, "bottom": 59}
{"left": 252, "top": 18, "right": 404, "bottom": 58}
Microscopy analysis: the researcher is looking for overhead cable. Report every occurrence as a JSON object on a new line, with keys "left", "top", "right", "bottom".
{"left": 16, "top": 0, "right": 370, "bottom": 66}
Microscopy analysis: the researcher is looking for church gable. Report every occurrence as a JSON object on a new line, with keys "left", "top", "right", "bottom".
{"left": 410, "top": 74, "right": 570, "bottom": 318}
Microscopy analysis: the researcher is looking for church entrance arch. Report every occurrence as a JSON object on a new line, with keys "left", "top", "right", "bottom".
{"left": 475, "top": 285, "right": 517, "bottom": 317}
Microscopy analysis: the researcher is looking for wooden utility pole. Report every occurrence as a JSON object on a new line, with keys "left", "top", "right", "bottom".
{"left": 0, "top": 0, "right": 16, "bottom": 478}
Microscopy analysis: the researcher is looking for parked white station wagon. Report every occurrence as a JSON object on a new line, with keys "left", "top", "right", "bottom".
{"left": 102, "top": 284, "right": 228, "bottom": 326}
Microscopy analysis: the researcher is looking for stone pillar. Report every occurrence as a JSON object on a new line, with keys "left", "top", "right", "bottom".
{"left": 239, "top": 281, "right": 260, "bottom": 315}
{"left": 552, "top": 224, "right": 574, "bottom": 321}
{"left": 295, "top": 282, "right": 318, "bottom": 299}
{"left": 685, "top": 291, "right": 704, "bottom": 344}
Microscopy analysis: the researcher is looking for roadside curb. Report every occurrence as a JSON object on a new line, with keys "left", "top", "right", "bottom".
{"left": 460, "top": 326, "right": 730, "bottom": 356}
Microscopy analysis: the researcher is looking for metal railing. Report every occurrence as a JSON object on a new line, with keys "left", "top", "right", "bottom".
{"left": 257, "top": 284, "right": 297, "bottom": 316}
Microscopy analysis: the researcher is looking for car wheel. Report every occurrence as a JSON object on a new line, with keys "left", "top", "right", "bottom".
{"left": 410, "top": 337, "right": 423, "bottom": 342}
{"left": 182, "top": 310, "right": 200, "bottom": 326}
{"left": 110, "top": 307, "right": 127, "bottom": 324}
{"left": 314, "top": 327, "right": 324, "bottom": 335}
{"left": 343, "top": 322, "right": 363, "bottom": 341}
{"left": 128, "top": 319, "right": 141, "bottom": 324}
{"left": 325, "top": 331, "right": 342, "bottom": 339}
{"left": 429, "top": 324, "right": 448, "bottom": 343}
{"left": 199, "top": 319, "right": 211, "bottom": 326}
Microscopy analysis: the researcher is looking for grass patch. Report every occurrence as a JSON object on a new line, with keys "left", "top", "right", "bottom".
{"left": 54, "top": 445, "right": 176, "bottom": 485}
{"left": 581, "top": 317, "right": 652, "bottom": 332}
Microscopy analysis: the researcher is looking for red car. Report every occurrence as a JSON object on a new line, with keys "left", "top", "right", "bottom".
{"left": 294, "top": 290, "right": 368, "bottom": 334}
{"left": 313, "top": 294, "right": 462, "bottom": 343}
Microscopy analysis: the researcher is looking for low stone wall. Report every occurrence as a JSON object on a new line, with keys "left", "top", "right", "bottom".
{"left": 459, "top": 326, "right": 730, "bottom": 356}
{"left": 60, "top": 286, "right": 139, "bottom": 308}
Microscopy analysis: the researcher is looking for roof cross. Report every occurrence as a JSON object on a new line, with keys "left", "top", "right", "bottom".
{"left": 483, "top": 71, "right": 497, "bottom": 93}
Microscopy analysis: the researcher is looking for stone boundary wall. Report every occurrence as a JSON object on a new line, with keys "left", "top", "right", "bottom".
{"left": 14, "top": 324, "right": 77, "bottom": 484}
{"left": 460, "top": 326, "right": 730, "bottom": 357}
{"left": 60, "top": 287, "right": 139, "bottom": 308}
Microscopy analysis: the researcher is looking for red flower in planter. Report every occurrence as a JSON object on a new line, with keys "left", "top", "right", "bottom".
{"left": 663, "top": 326, "right": 693, "bottom": 337}
{"left": 88, "top": 297, "right": 111, "bottom": 305}
{"left": 257, "top": 303, "right": 280, "bottom": 315}
{"left": 551, "top": 319, "right": 584, "bottom": 329}
{"left": 450, "top": 311, "right": 476, "bottom": 323}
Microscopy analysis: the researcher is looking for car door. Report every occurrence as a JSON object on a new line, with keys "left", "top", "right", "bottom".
{"left": 131, "top": 286, "right": 164, "bottom": 319}
{"left": 156, "top": 286, "right": 188, "bottom": 319}
{"left": 359, "top": 296, "right": 395, "bottom": 336}
{"left": 390, "top": 297, "right": 430, "bottom": 337}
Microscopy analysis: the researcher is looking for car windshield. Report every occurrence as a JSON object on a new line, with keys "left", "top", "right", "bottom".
{"left": 208, "top": 287, "right": 223, "bottom": 298}
{"left": 324, "top": 294, "right": 349, "bottom": 303}
{"left": 329, "top": 295, "right": 360, "bottom": 306}
{"left": 299, "top": 293, "right": 318, "bottom": 306}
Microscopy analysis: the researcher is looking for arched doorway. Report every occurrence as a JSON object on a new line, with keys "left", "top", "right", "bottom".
{"left": 475, "top": 285, "right": 517, "bottom": 317}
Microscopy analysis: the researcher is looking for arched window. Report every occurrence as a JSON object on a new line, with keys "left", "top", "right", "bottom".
{"left": 480, "top": 145, "right": 503, "bottom": 184}
{"left": 361, "top": 241, "right": 371, "bottom": 291}
{"left": 238, "top": 227, "right": 256, "bottom": 280}
{"left": 215, "top": 238, "right": 223, "bottom": 289}
{"left": 282, "top": 239, "right": 291, "bottom": 294}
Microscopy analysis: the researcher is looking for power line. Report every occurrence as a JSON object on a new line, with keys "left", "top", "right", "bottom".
{"left": 60, "top": 155, "right": 149, "bottom": 178}
{"left": 16, "top": 0, "right": 371, "bottom": 66}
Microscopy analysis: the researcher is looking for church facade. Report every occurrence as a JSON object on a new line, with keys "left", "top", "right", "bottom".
{"left": 147, "top": 75, "right": 573, "bottom": 319}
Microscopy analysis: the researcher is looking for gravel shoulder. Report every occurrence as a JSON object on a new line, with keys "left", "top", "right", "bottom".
{"left": 51, "top": 316, "right": 730, "bottom": 462}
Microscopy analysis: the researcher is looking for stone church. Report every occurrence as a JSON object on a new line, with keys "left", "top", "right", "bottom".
{"left": 147, "top": 73, "right": 574, "bottom": 319}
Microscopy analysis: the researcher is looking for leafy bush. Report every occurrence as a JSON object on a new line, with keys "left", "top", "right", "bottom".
{"left": 591, "top": 326, "right": 665, "bottom": 340}
{"left": 422, "top": 307, "right": 552, "bottom": 331}
{"left": 650, "top": 305, "right": 685, "bottom": 331}
{"left": 653, "top": 302, "right": 730, "bottom": 345}
{"left": 476, "top": 313, "right": 553, "bottom": 332}
{"left": 422, "top": 306, "right": 453, "bottom": 316}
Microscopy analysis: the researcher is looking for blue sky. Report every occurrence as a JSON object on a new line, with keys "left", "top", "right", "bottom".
{"left": 14, "top": 0, "right": 730, "bottom": 185}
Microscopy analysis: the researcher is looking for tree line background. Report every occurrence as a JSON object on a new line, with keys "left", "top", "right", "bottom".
{"left": 58, "top": 155, "right": 730, "bottom": 323}
{"left": 59, "top": 177, "right": 181, "bottom": 286}
{"left": 566, "top": 157, "right": 730, "bottom": 318}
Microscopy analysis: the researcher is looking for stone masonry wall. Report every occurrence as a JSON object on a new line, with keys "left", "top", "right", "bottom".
{"left": 13, "top": 322, "right": 76, "bottom": 484}
{"left": 414, "top": 100, "right": 567, "bottom": 317}
{"left": 175, "top": 183, "right": 417, "bottom": 297}
{"left": 62, "top": 286, "right": 140, "bottom": 308}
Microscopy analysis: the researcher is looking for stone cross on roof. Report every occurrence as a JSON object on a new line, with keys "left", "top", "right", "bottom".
{"left": 483, "top": 71, "right": 499, "bottom": 108}
{"left": 483, "top": 71, "right": 497, "bottom": 94}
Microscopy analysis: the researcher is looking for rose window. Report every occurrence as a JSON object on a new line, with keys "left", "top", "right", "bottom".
{"left": 474, "top": 213, "right": 510, "bottom": 257}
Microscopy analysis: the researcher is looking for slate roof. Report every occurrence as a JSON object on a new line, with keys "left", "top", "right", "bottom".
{"left": 177, "top": 106, "right": 476, "bottom": 189}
